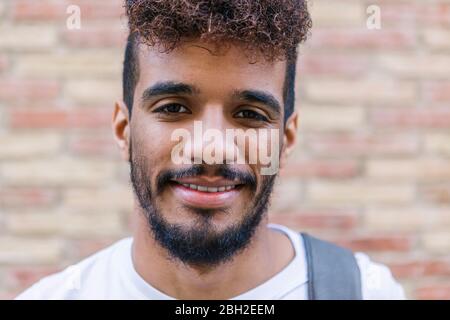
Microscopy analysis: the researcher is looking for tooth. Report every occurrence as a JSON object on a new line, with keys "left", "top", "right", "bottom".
{"left": 182, "top": 183, "right": 189, "bottom": 187}
{"left": 197, "top": 185, "right": 208, "bottom": 192}
{"left": 189, "top": 184, "right": 198, "bottom": 190}
{"left": 207, "top": 187, "right": 218, "bottom": 192}
{"left": 218, "top": 186, "right": 226, "bottom": 192}
{"left": 225, "top": 186, "right": 234, "bottom": 191}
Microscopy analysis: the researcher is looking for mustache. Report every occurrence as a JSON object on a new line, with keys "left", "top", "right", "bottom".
{"left": 156, "top": 164, "right": 257, "bottom": 195}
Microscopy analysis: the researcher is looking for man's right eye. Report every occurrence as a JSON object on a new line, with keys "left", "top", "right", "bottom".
{"left": 153, "top": 103, "right": 191, "bottom": 114}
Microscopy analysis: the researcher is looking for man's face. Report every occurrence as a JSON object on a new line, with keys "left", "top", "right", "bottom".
{"left": 118, "top": 40, "right": 295, "bottom": 267}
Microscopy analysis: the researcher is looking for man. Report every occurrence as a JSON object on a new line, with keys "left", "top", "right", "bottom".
{"left": 16, "top": 0, "right": 405, "bottom": 299}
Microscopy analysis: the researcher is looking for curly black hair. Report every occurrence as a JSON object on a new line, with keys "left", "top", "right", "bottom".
{"left": 123, "top": 0, "right": 312, "bottom": 123}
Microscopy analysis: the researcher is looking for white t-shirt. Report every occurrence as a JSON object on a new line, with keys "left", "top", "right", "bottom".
{"left": 15, "top": 223, "right": 406, "bottom": 300}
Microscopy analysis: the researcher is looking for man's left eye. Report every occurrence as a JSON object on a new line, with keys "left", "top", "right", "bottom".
{"left": 234, "top": 110, "right": 269, "bottom": 122}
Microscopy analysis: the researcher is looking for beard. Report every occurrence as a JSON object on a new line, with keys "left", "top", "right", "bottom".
{"left": 129, "top": 140, "right": 277, "bottom": 268}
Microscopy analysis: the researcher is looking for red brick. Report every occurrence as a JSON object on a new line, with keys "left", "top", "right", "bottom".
{"left": 421, "top": 183, "right": 450, "bottom": 205}
{"left": 0, "top": 187, "right": 57, "bottom": 208}
{"left": 424, "top": 82, "right": 450, "bottom": 102}
{"left": 389, "top": 260, "right": 450, "bottom": 279}
{"left": 416, "top": 285, "right": 450, "bottom": 300}
{"left": 306, "top": 132, "right": 419, "bottom": 156}
{"left": 280, "top": 159, "right": 360, "bottom": 179}
{"left": 309, "top": 29, "right": 416, "bottom": 51}
{"left": 9, "top": 107, "right": 111, "bottom": 129}
{"left": 7, "top": 266, "right": 60, "bottom": 290}
{"left": 270, "top": 210, "right": 358, "bottom": 230}
{"left": 9, "top": 109, "right": 66, "bottom": 128}
{"left": 335, "top": 235, "right": 414, "bottom": 252}
{"left": 0, "top": 79, "right": 60, "bottom": 103}
{"left": 421, "top": 3, "right": 450, "bottom": 26}
{"left": 11, "top": 0, "right": 67, "bottom": 21}
{"left": 371, "top": 107, "right": 450, "bottom": 128}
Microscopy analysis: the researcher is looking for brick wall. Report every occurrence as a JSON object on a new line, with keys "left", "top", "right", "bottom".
{"left": 0, "top": 0, "right": 449, "bottom": 299}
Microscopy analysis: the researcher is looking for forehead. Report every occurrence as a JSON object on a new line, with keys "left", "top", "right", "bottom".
{"left": 135, "top": 40, "right": 287, "bottom": 98}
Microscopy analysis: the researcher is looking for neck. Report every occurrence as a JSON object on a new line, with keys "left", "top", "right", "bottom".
{"left": 130, "top": 206, "right": 294, "bottom": 299}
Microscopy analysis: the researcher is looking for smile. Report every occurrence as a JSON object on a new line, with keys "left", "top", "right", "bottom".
{"left": 169, "top": 177, "right": 245, "bottom": 209}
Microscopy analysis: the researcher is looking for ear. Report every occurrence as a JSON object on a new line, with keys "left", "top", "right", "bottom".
{"left": 280, "top": 111, "right": 299, "bottom": 169}
{"left": 112, "top": 100, "right": 131, "bottom": 161}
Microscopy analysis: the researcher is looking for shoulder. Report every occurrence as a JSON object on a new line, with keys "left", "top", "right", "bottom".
{"left": 270, "top": 224, "right": 406, "bottom": 300}
{"left": 298, "top": 231, "right": 405, "bottom": 299}
{"left": 354, "top": 252, "right": 406, "bottom": 300}
{"left": 15, "top": 237, "right": 132, "bottom": 300}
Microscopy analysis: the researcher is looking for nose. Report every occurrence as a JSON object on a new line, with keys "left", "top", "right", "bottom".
{"left": 190, "top": 106, "right": 238, "bottom": 165}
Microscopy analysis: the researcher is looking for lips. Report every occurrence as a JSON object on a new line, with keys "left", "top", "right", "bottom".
{"left": 169, "top": 177, "right": 244, "bottom": 209}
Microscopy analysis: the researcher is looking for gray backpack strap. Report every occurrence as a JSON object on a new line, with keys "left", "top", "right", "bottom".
{"left": 301, "top": 232, "right": 362, "bottom": 300}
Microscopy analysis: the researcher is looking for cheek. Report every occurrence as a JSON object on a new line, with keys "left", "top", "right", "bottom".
{"left": 133, "top": 120, "right": 174, "bottom": 160}
{"left": 141, "top": 139, "right": 174, "bottom": 165}
{"left": 251, "top": 128, "right": 281, "bottom": 177}
{"left": 239, "top": 129, "right": 281, "bottom": 167}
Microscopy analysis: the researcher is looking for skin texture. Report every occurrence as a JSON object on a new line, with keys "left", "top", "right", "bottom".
{"left": 112, "top": 39, "right": 299, "bottom": 299}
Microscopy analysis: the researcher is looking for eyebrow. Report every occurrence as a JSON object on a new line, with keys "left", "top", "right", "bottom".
{"left": 232, "top": 89, "right": 281, "bottom": 116}
{"left": 141, "top": 81, "right": 200, "bottom": 104}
